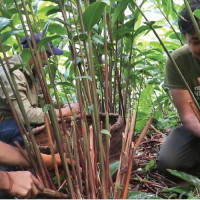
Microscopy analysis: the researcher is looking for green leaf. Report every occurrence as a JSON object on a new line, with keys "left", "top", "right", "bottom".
{"left": 9, "top": 64, "right": 20, "bottom": 73}
{"left": 162, "top": 186, "right": 194, "bottom": 196}
{"left": 88, "top": 105, "right": 94, "bottom": 111}
{"left": 92, "top": 35, "right": 104, "bottom": 45}
{"left": 42, "top": 20, "right": 51, "bottom": 38}
{"left": 21, "top": 49, "right": 32, "bottom": 66}
{"left": 136, "top": 85, "right": 154, "bottom": 133}
{"left": 74, "top": 76, "right": 92, "bottom": 81}
{"left": 128, "top": 191, "right": 157, "bottom": 199}
{"left": 167, "top": 169, "right": 200, "bottom": 187}
{"left": 73, "top": 33, "right": 88, "bottom": 42}
{"left": 112, "top": 0, "right": 131, "bottom": 27}
{"left": 162, "top": 0, "right": 171, "bottom": 18}
{"left": 0, "top": 30, "right": 23, "bottom": 43}
{"left": 46, "top": 7, "right": 61, "bottom": 16}
{"left": 100, "top": 129, "right": 111, "bottom": 136}
{"left": 0, "top": 17, "right": 11, "bottom": 31}
{"left": 134, "top": 25, "right": 151, "bottom": 37}
{"left": 37, "top": 35, "right": 62, "bottom": 49}
{"left": 144, "top": 21, "right": 156, "bottom": 27}
{"left": 83, "top": 2, "right": 106, "bottom": 31}
{"left": 194, "top": 9, "right": 200, "bottom": 20}
{"left": 49, "top": 17, "right": 70, "bottom": 25}
{"left": 0, "top": 7, "right": 11, "bottom": 18}
{"left": 109, "top": 161, "right": 119, "bottom": 175}
{"left": 43, "top": 104, "right": 50, "bottom": 113}
{"left": 33, "top": 0, "right": 40, "bottom": 14}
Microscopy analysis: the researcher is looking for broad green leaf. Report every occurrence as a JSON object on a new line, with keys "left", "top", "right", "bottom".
{"left": 88, "top": 105, "right": 94, "bottom": 111}
{"left": 113, "top": 27, "right": 133, "bottom": 38}
{"left": 21, "top": 49, "right": 32, "bottom": 65}
{"left": 109, "top": 161, "right": 119, "bottom": 175}
{"left": 0, "top": 8, "right": 11, "bottom": 18}
{"left": 9, "top": 64, "right": 24, "bottom": 73}
{"left": 144, "top": 21, "right": 156, "bottom": 27}
{"left": 0, "top": 17, "right": 11, "bottom": 31}
{"left": 47, "top": 7, "right": 61, "bottom": 16}
{"left": 194, "top": 9, "right": 200, "bottom": 20}
{"left": 73, "top": 33, "right": 88, "bottom": 42}
{"left": 43, "top": 104, "right": 50, "bottom": 113}
{"left": 50, "top": 17, "right": 70, "bottom": 25}
{"left": 112, "top": 0, "right": 131, "bottom": 27}
{"left": 0, "top": 30, "right": 23, "bottom": 43}
{"left": 134, "top": 25, "right": 151, "bottom": 37}
{"left": 33, "top": 0, "right": 40, "bottom": 14}
{"left": 83, "top": 2, "right": 106, "bottom": 31}
{"left": 92, "top": 35, "right": 104, "bottom": 45}
{"left": 167, "top": 169, "right": 200, "bottom": 187}
{"left": 136, "top": 85, "right": 154, "bottom": 133}
{"left": 100, "top": 129, "right": 111, "bottom": 136}
{"left": 162, "top": 0, "right": 171, "bottom": 18}
{"left": 42, "top": 20, "right": 51, "bottom": 38}
{"left": 162, "top": 186, "right": 194, "bottom": 196}
{"left": 128, "top": 191, "right": 157, "bottom": 199}
{"left": 74, "top": 76, "right": 92, "bottom": 81}
{"left": 48, "top": 23, "right": 67, "bottom": 35}
{"left": 0, "top": 45, "right": 11, "bottom": 52}
{"left": 57, "top": 81, "right": 75, "bottom": 88}
{"left": 38, "top": 35, "right": 62, "bottom": 49}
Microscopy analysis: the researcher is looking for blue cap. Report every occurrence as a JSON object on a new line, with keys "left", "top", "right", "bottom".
{"left": 21, "top": 33, "right": 64, "bottom": 55}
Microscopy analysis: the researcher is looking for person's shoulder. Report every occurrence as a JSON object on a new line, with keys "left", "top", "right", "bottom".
{"left": 170, "top": 44, "right": 191, "bottom": 60}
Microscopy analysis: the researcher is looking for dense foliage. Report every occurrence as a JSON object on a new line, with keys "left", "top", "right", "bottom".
{"left": 0, "top": 0, "right": 187, "bottom": 133}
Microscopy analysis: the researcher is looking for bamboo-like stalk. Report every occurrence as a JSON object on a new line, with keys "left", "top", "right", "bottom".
{"left": 48, "top": 105, "right": 75, "bottom": 198}
{"left": 103, "top": 7, "right": 111, "bottom": 196}
{"left": 114, "top": 112, "right": 130, "bottom": 198}
{"left": 70, "top": 123, "right": 83, "bottom": 197}
{"left": 132, "top": 0, "right": 200, "bottom": 113}
{"left": 122, "top": 115, "right": 153, "bottom": 199}
{"left": 124, "top": 34, "right": 134, "bottom": 115}
{"left": 44, "top": 114, "right": 60, "bottom": 186}
{"left": 57, "top": 1, "right": 98, "bottom": 197}
{"left": 39, "top": 188, "right": 68, "bottom": 198}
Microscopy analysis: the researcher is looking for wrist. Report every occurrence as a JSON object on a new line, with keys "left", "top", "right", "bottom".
{"left": 0, "top": 171, "right": 10, "bottom": 192}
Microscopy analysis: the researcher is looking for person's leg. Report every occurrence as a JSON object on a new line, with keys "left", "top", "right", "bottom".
{"left": 157, "top": 125, "right": 200, "bottom": 171}
{"left": 0, "top": 118, "right": 23, "bottom": 146}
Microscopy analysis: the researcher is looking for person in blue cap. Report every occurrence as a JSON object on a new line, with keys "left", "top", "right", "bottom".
{"left": 0, "top": 32, "right": 79, "bottom": 163}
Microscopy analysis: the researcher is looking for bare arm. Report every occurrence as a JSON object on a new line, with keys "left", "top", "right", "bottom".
{"left": 0, "top": 141, "right": 29, "bottom": 167}
{"left": 170, "top": 88, "right": 200, "bottom": 138}
{"left": 0, "top": 141, "right": 72, "bottom": 169}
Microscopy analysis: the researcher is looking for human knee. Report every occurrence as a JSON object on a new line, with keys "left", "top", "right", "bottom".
{"left": 157, "top": 153, "right": 180, "bottom": 171}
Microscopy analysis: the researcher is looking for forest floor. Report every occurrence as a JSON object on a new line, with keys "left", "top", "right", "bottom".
{"left": 129, "top": 127, "right": 200, "bottom": 199}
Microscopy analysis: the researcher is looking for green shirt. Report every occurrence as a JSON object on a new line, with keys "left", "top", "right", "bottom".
{"left": 0, "top": 54, "right": 45, "bottom": 124}
{"left": 164, "top": 44, "right": 200, "bottom": 103}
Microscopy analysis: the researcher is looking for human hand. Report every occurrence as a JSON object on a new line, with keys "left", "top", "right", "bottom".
{"left": 41, "top": 153, "right": 75, "bottom": 170}
{"left": 60, "top": 103, "right": 80, "bottom": 117}
{"left": 6, "top": 171, "right": 44, "bottom": 198}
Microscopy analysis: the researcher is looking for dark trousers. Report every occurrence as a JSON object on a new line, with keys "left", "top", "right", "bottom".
{"left": 157, "top": 125, "right": 200, "bottom": 171}
{"left": 0, "top": 118, "right": 23, "bottom": 171}
{"left": 0, "top": 118, "right": 23, "bottom": 146}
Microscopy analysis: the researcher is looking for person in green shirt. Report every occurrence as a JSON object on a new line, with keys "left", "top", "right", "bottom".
{"left": 157, "top": 1, "right": 200, "bottom": 171}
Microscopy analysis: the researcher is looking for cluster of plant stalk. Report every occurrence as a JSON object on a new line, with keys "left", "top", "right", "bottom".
{"left": 1, "top": 0, "right": 200, "bottom": 198}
